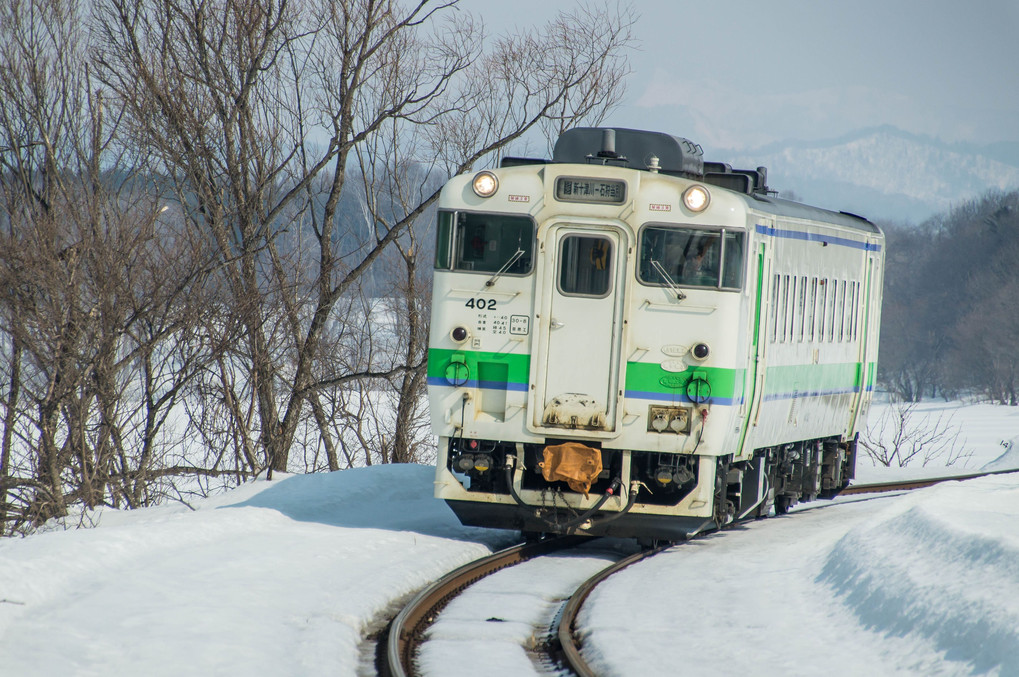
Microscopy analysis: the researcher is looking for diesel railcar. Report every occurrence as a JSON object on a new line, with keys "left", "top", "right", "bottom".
{"left": 427, "top": 127, "right": 884, "bottom": 541}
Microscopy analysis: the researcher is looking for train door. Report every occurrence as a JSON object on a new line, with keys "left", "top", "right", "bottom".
{"left": 736, "top": 236, "right": 772, "bottom": 457}
{"left": 847, "top": 253, "right": 878, "bottom": 435}
{"left": 531, "top": 224, "right": 626, "bottom": 433}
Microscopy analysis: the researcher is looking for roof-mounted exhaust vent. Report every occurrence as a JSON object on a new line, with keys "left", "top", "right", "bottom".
{"left": 553, "top": 127, "right": 704, "bottom": 177}
{"left": 597, "top": 129, "right": 621, "bottom": 159}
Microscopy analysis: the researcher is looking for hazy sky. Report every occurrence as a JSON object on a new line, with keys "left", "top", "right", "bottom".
{"left": 459, "top": 0, "right": 1019, "bottom": 151}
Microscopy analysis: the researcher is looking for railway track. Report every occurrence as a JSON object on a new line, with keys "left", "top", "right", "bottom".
{"left": 840, "top": 466, "right": 1019, "bottom": 496}
{"left": 378, "top": 467, "right": 1019, "bottom": 676}
{"left": 378, "top": 534, "right": 668, "bottom": 677}
{"left": 380, "top": 535, "right": 587, "bottom": 677}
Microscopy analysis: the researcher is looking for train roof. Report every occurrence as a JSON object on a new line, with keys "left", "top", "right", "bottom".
{"left": 743, "top": 194, "right": 882, "bottom": 235}
{"left": 516, "top": 127, "right": 881, "bottom": 236}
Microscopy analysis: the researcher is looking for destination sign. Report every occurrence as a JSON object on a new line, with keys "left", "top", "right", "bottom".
{"left": 554, "top": 177, "right": 626, "bottom": 204}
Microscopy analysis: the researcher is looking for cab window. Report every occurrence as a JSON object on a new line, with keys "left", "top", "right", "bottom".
{"left": 638, "top": 225, "right": 745, "bottom": 290}
{"left": 434, "top": 210, "right": 535, "bottom": 275}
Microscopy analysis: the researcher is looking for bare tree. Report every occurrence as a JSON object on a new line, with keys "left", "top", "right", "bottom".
{"left": 0, "top": 0, "right": 223, "bottom": 533}
{"left": 347, "top": 4, "right": 634, "bottom": 466}
{"left": 93, "top": 0, "right": 635, "bottom": 477}
{"left": 861, "top": 400, "right": 971, "bottom": 468}
{"left": 0, "top": 0, "right": 634, "bottom": 534}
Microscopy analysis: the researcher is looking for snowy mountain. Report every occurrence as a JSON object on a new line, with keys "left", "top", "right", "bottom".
{"left": 720, "top": 126, "right": 1019, "bottom": 224}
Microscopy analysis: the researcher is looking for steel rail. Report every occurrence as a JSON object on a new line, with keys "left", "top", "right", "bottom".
{"left": 842, "top": 466, "right": 1019, "bottom": 496}
{"left": 382, "top": 467, "right": 1019, "bottom": 675}
{"left": 381, "top": 535, "right": 587, "bottom": 677}
{"left": 556, "top": 466, "right": 1019, "bottom": 673}
{"left": 555, "top": 542, "right": 673, "bottom": 676}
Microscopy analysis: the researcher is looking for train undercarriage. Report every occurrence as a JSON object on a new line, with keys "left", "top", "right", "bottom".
{"left": 443, "top": 435, "right": 858, "bottom": 542}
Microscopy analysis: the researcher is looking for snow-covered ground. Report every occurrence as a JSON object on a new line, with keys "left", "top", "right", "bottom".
{"left": 1, "top": 400, "right": 1018, "bottom": 676}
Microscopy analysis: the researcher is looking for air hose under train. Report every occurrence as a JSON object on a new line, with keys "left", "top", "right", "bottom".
{"left": 504, "top": 454, "right": 639, "bottom": 531}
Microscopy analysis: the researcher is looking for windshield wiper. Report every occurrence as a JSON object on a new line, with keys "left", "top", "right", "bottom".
{"left": 484, "top": 248, "right": 524, "bottom": 288}
{"left": 650, "top": 259, "right": 686, "bottom": 300}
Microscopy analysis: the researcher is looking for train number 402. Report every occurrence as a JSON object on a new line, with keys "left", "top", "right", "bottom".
{"left": 465, "top": 298, "right": 497, "bottom": 310}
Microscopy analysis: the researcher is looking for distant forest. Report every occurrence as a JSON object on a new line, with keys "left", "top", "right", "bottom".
{"left": 878, "top": 188, "right": 1019, "bottom": 405}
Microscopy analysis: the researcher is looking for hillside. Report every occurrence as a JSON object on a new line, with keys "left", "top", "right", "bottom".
{"left": 720, "top": 126, "right": 1019, "bottom": 223}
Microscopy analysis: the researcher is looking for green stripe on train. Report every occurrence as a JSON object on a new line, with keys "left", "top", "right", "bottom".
{"left": 623, "top": 362, "right": 745, "bottom": 399}
{"left": 427, "top": 348, "right": 531, "bottom": 384}
{"left": 763, "top": 362, "right": 869, "bottom": 393}
{"left": 428, "top": 347, "right": 876, "bottom": 396}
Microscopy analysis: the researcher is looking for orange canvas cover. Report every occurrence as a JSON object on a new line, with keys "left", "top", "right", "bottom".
{"left": 539, "top": 442, "right": 603, "bottom": 496}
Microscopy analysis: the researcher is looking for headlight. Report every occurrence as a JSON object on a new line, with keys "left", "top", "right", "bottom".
{"left": 682, "top": 184, "right": 710, "bottom": 212}
{"left": 472, "top": 171, "right": 499, "bottom": 198}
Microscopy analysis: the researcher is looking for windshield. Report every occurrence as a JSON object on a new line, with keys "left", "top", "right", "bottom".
{"left": 638, "top": 225, "right": 745, "bottom": 290}
{"left": 435, "top": 211, "right": 535, "bottom": 275}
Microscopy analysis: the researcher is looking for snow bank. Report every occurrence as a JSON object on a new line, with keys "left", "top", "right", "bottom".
{"left": 855, "top": 400, "right": 1019, "bottom": 483}
{"left": 819, "top": 476, "right": 1019, "bottom": 675}
{"left": 983, "top": 438, "right": 1019, "bottom": 472}
{"left": 0, "top": 465, "right": 513, "bottom": 677}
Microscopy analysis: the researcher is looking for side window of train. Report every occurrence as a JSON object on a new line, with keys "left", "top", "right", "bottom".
{"left": 637, "top": 225, "right": 745, "bottom": 290}
{"left": 786, "top": 275, "right": 796, "bottom": 342}
{"left": 840, "top": 280, "right": 849, "bottom": 342}
{"left": 558, "top": 234, "right": 613, "bottom": 297}
{"left": 435, "top": 210, "right": 536, "bottom": 275}
{"left": 782, "top": 273, "right": 790, "bottom": 340}
{"left": 434, "top": 211, "right": 454, "bottom": 269}
{"left": 851, "top": 281, "right": 860, "bottom": 341}
{"left": 808, "top": 277, "right": 818, "bottom": 342}
{"left": 815, "top": 279, "right": 823, "bottom": 344}
{"left": 843, "top": 279, "right": 860, "bottom": 340}
{"left": 721, "top": 231, "right": 745, "bottom": 288}
{"left": 838, "top": 280, "right": 847, "bottom": 342}
{"left": 828, "top": 279, "right": 837, "bottom": 342}
{"left": 797, "top": 275, "right": 807, "bottom": 342}
{"left": 770, "top": 274, "right": 780, "bottom": 344}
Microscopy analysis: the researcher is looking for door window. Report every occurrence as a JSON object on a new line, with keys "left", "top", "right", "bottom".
{"left": 558, "top": 234, "right": 613, "bottom": 297}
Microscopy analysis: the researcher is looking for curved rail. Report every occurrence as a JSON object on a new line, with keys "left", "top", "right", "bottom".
{"left": 842, "top": 466, "right": 1019, "bottom": 496}
{"left": 382, "top": 535, "right": 587, "bottom": 677}
{"left": 556, "top": 466, "right": 1019, "bottom": 673}
{"left": 382, "top": 466, "right": 1019, "bottom": 676}
{"left": 556, "top": 542, "right": 673, "bottom": 676}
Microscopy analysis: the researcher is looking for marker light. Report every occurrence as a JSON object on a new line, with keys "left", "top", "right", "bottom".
{"left": 682, "top": 185, "right": 710, "bottom": 212}
{"left": 472, "top": 171, "right": 499, "bottom": 198}
{"left": 692, "top": 343, "right": 710, "bottom": 360}
{"left": 451, "top": 326, "right": 469, "bottom": 343}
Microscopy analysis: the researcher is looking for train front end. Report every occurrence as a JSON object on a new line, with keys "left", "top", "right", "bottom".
{"left": 428, "top": 129, "right": 758, "bottom": 541}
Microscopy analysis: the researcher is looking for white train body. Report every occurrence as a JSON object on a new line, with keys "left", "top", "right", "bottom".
{"left": 428, "top": 128, "right": 884, "bottom": 540}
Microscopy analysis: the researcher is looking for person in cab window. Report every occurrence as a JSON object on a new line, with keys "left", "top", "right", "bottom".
{"left": 680, "top": 235, "right": 718, "bottom": 284}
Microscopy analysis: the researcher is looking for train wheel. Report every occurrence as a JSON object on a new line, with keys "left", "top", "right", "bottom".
{"left": 638, "top": 537, "right": 677, "bottom": 551}
{"left": 522, "top": 530, "right": 549, "bottom": 543}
